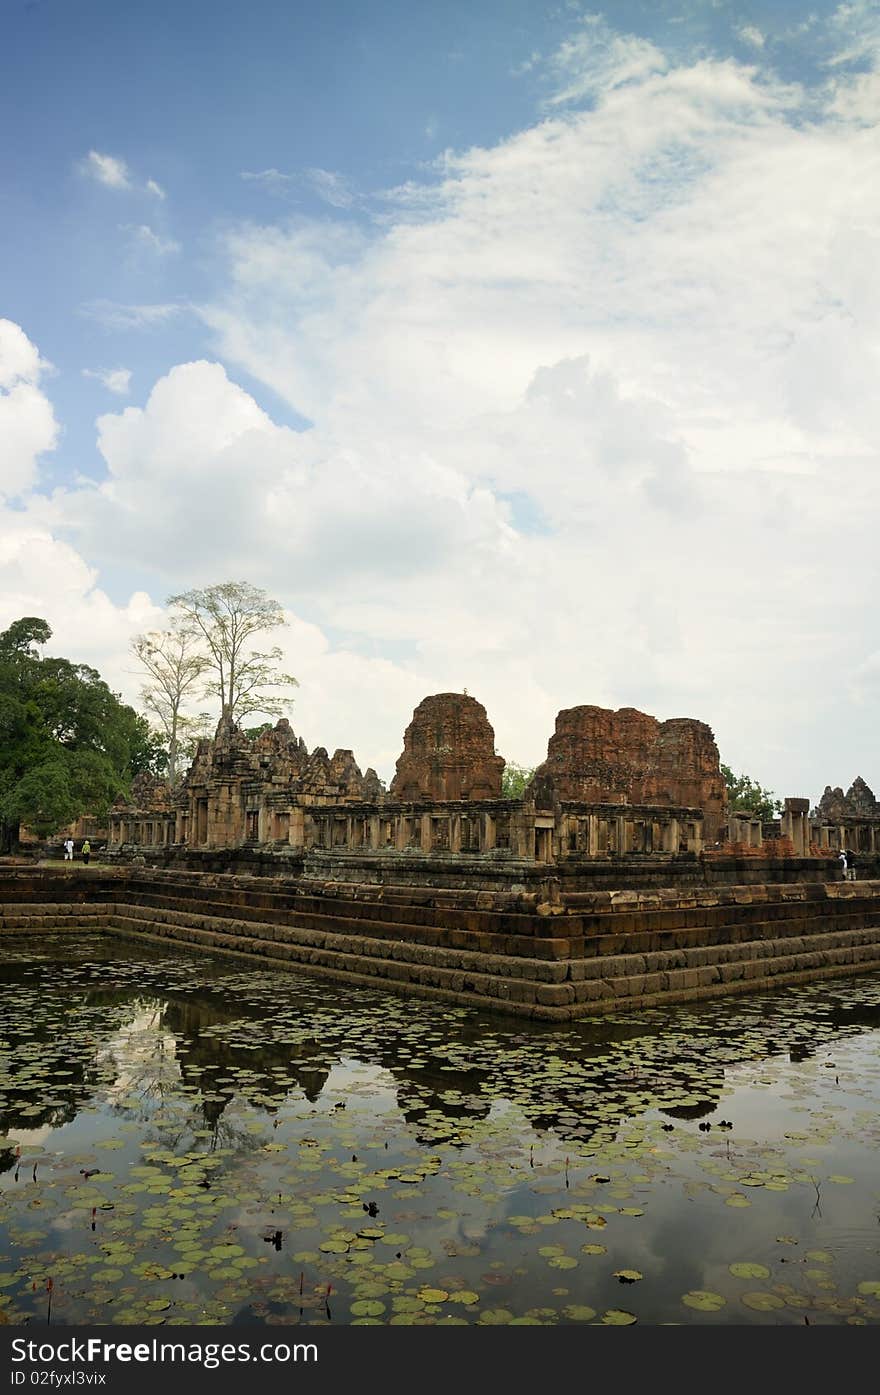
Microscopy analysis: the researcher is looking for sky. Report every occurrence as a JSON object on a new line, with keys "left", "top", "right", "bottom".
{"left": 1, "top": 0, "right": 878, "bottom": 800}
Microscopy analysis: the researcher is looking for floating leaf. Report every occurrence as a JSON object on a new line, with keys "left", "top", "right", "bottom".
{"left": 682, "top": 1291, "right": 726, "bottom": 1311}
{"left": 741, "top": 1292, "right": 786, "bottom": 1312}
{"left": 729, "top": 1263, "right": 770, "bottom": 1280}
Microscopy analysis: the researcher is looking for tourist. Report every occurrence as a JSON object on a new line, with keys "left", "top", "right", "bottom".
{"left": 81, "top": 838, "right": 91, "bottom": 865}
{"left": 64, "top": 837, "right": 74, "bottom": 862}
{"left": 845, "top": 847, "right": 857, "bottom": 881}
{"left": 838, "top": 848, "right": 847, "bottom": 879}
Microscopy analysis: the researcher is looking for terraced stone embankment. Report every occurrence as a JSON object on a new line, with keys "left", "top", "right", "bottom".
{"left": 2, "top": 868, "right": 880, "bottom": 1020}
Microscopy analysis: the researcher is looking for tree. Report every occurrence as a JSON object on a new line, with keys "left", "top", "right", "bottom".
{"left": 0, "top": 617, "right": 156, "bottom": 850}
{"left": 131, "top": 624, "right": 210, "bottom": 782}
{"left": 501, "top": 761, "right": 536, "bottom": 799}
{"left": 166, "top": 581, "right": 298, "bottom": 723}
{"left": 721, "top": 764, "right": 782, "bottom": 821}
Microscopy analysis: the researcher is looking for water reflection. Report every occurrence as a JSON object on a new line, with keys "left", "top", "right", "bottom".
{"left": 1, "top": 934, "right": 880, "bottom": 1326}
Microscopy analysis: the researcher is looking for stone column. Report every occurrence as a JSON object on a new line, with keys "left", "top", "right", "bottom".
{"left": 368, "top": 814, "right": 381, "bottom": 850}
{"left": 782, "top": 798, "right": 809, "bottom": 856}
{"left": 450, "top": 812, "right": 462, "bottom": 853}
{"left": 287, "top": 807, "right": 304, "bottom": 850}
{"left": 616, "top": 815, "right": 627, "bottom": 856}
{"left": 482, "top": 813, "right": 496, "bottom": 852}
{"left": 421, "top": 813, "right": 433, "bottom": 853}
{"left": 588, "top": 814, "right": 599, "bottom": 857}
{"left": 395, "top": 815, "right": 408, "bottom": 851}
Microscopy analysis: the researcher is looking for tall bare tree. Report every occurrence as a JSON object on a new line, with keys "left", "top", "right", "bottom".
{"left": 132, "top": 624, "right": 211, "bottom": 782}
{"left": 166, "top": 581, "right": 298, "bottom": 724}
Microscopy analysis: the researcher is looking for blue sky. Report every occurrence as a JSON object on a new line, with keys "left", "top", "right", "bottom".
{"left": 2, "top": 0, "right": 879, "bottom": 795}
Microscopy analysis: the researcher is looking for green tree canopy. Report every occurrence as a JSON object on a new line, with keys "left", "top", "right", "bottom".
{"left": 0, "top": 617, "right": 161, "bottom": 849}
{"left": 721, "top": 764, "right": 782, "bottom": 821}
{"left": 500, "top": 761, "right": 536, "bottom": 800}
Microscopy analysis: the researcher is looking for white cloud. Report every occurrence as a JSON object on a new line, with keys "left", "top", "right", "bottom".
{"left": 0, "top": 320, "right": 58, "bottom": 498}
{"left": 81, "top": 150, "right": 131, "bottom": 189}
{"left": 241, "top": 168, "right": 297, "bottom": 194}
{"left": 304, "top": 168, "right": 355, "bottom": 209}
{"left": 145, "top": 178, "right": 166, "bottom": 200}
{"left": 240, "top": 167, "right": 356, "bottom": 208}
{"left": 20, "top": 16, "right": 880, "bottom": 796}
{"left": 80, "top": 300, "right": 186, "bottom": 330}
{"left": 122, "top": 224, "right": 180, "bottom": 257}
{"left": 737, "top": 25, "right": 766, "bottom": 49}
{"left": 0, "top": 510, "right": 164, "bottom": 693}
{"left": 82, "top": 367, "right": 132, "bottom": 395}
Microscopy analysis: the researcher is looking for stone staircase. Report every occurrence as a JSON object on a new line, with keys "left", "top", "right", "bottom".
{"left": 2, "top": 870, "right": 880, "bottom": 1020}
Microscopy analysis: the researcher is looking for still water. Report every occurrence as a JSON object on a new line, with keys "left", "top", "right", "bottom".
{"left": 2, "top": 934, "right": 880, "bottom": 1326}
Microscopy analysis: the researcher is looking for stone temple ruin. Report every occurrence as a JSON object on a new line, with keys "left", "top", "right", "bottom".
{"left": 9, "top": 693, "right": 880, "bottom": 1023}
{"left": 106, "top": 691, "right": 880, "bottom": 887}
{"left": 109, "top": 694, "right": 713, "bottom": 876}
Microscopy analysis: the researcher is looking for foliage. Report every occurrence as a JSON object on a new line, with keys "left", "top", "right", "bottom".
{"left": 167, "top": 581, "right": 298, "bottom": 723}
{"left": 131, "top": 623, "right": 210, "bottom": 782}
{"left": 721, "top": 764, "right": 782, "bottom": 820}
{"left": 501, "top": 761, "right": 536, "bottom": 799}
{"left": 0, "top": 617, "right": 152, "bottom": 848}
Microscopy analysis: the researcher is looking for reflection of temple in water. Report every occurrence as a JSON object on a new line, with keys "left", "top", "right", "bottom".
{"left": 3, "top": 941, "right": 880, "bottom": 1171}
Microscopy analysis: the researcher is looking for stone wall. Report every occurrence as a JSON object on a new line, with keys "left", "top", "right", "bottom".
{"left": 5, "top": 867, "right": 880, "bottom": 1022}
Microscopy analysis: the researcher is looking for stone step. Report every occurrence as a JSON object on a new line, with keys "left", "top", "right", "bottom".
{"left": 104, "top": 912, "right": 880, "bottom": 1020}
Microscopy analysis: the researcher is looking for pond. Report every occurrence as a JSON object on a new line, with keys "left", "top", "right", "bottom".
{"left": 2, "top": 934, "right": 880, "bottom": 1326}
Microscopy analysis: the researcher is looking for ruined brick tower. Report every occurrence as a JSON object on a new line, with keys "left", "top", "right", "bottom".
{"left": 390, "top": 693, "right": 505, "bottom": 802}
{"left": 528, "top": 705, "right": 727, "bottom": 839}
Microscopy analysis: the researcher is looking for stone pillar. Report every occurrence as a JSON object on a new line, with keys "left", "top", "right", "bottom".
{"left": 450, "top": 812, "right": 462, "bottom": 853}
{"left": 587, "top": 814, "right": 599, "bottom": 857}
{"left": 482, "top": 813, "right": 496, "bottom": 852}
{"left": 782, "top": 798, "right": 809, "bottom": 856}
{"left": 421, "top": 813, "right": 433, "bottom": 853}
{"left": 395, "top": 815, "right": 408, "bottom": 851}
{"left": 287, "top": 807, "right": 303, "bottom": 850}
{"left": 616, "top": 815, "right": 627, "bottom": 856}
{"left": 368, "top": 814, "right": 381, "bottom": 850}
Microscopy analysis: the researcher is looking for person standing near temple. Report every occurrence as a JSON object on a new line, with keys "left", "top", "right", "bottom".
{"left": 845, "top": 847, "right": 857, "bottom": 881}
{"left": 64, "top": 836, "right": 74, "bottom": 862}
{"left": 81, "top": 838, "right": 91, "bottom": 865}
{"left": 838, "top": 847, "right": 847, "bottom": 880}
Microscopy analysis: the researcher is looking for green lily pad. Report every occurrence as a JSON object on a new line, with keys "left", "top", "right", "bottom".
{"left": 682, "top": 1291, "right": 726, "bottom": 1311}
{"left": 741, "top": 1292, "right": 786, "bottom": 1311}
{"left": 729, "top": 1263, "right": 770, "bottom": 1280}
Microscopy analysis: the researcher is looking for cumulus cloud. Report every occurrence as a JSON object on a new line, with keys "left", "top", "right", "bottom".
{"left": 0, "top": 319, "right": 59, "bottom": 498}
{"left": 145, "top": 178, "right": 166, "bottom": 199}
{"left": 82, "top": 367, "right": 132, "bottom": 395}
{"left": 0, "top": 509, "right": 164, "bottom": 695}
{"left": 20, "top": 13, "right": 880, "bottom": 793}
